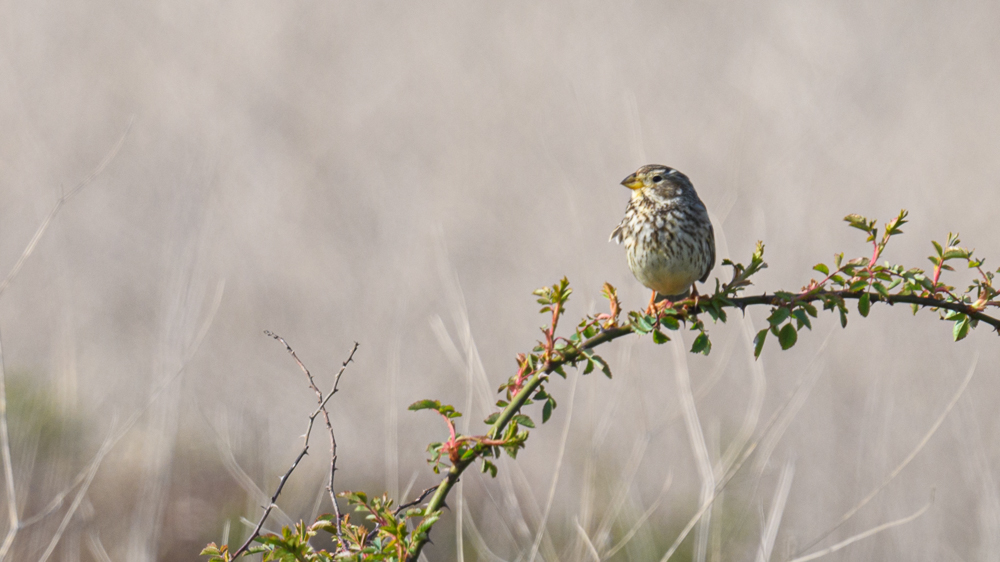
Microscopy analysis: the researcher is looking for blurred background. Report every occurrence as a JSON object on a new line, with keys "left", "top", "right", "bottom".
{"left": 2, "top": 1, "right": 999, "bottom": 560}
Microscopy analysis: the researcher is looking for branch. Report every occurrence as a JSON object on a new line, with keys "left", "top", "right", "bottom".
{"left": 229, "top": 447, "right": 310, "bottom": 559}
{"left": 229, "top": 336, "right": 358, "bottom": 560}
{"left": 404, "top": 288, "right": 996, "bottom": 559}
{"left": 239, "top": 213, "right": 997, "bottom": 560}
{"left": 728, "top": 291, "right": 1000, "bottom": 333}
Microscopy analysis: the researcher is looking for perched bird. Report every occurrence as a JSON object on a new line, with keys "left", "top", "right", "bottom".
{"left": 610, "top": 165, "right": 716, "bottom": 312}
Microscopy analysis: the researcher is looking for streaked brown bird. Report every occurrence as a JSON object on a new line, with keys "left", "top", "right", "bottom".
{"left": 610, "top": 165, "right": 716, "bottom": 312}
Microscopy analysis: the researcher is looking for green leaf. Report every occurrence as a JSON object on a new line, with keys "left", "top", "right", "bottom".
{"left": 542, "top": 398, "right": 554, "bottom": 423}
{"left": 885, "top": 216, "right": 906, "bottom": 236}
{"left": 953, "top": 315, "right": 971, "bottom": 341}
{"left": 712, "top": 304, "right": 728, "bottom": 323}
{"left": 652, "top": 329, "right": 670, "bottom": 344}
{"left": 512, "top": 414, "right": 535, "bottom": 428}
{"left": 484, "top": 412, "right": 500, "bottom": 424}
{"left": 767, "top": 307, "right": 791, "bottom": 327}
{"left": 839, "top": 305, "right": 848, "bottom": 328}
{"left": 943, "top": 247, "right": 970, "bottom": 260}
{"left": 844, "top": 214, "right": 870, "bottom": 232}
{"left": 690, "top": 332, "right": 711, "bottom": 355}
{"left": 593, "top": 355, "right": 612, "bottom": 378}
{"left": 778, "top": 323, "right": 798, "bottom": 350}
{"left": 661, "top": 316, "right": 681, "bottom": 330}
{"left": 931, "top": 240, "right": 943, "bottom": 256}
{"left": 753, "top": 329, "right": 768, "bottom": 359}
{"left": 481, "top": 459, "right": 498, "bottom": 478}
{"left": 801, "top": 302, "right": 819, "bottom": 317}
{"left": 409, "top": 400, "right": 440, "bottom": 412}
{"left": 792, "top": 308, "right": 812, "bottom": 330}
{"left": 858, "top": 293, "right": 871, "bottom": 317}
{"left": 874, "top": 281, "right": 892, "bottom": 297}
{"left": 632, "top": 314, "right": 654, "bottom": 334}
{"left": 813, "top": 263, "right": 829, "bottom": 275}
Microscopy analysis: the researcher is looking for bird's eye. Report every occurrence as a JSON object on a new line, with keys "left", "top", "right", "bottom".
{"left": 652, "top": 175, "right": 663, "bottom": 183}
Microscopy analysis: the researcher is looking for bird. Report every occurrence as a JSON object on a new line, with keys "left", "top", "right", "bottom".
{"left": 610, "top": 165, "right": 716, "bottom": 313}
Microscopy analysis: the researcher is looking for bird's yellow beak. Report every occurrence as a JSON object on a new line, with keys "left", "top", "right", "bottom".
{"left": 621, "top": 174, "right": 643, "bottom": 190}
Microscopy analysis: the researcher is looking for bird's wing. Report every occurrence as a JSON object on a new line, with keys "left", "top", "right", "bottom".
{"left": 699, "top": 223, "right": 716, "bottom": 284}
{"left": 609, "top": 220, "right": 626, "bottom": 244}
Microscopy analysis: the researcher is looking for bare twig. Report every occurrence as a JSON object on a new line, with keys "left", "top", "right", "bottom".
{"left": 394, "top": 486, "right": 440, "bottom": 517}
{"left": 360, "top": 485, "right": 443, "bottom": 547}
{"left": 229, "top": 335, "right": 358, "bottom": 560}
{"left": 230, "top": 447, "right": 311, "bottom": 559}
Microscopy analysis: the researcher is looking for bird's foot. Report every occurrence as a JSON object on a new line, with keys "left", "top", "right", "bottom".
{"left": 689, "top": 285, "right": 701, "bottom": 310}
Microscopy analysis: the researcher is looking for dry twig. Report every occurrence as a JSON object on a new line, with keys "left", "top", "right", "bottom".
{"left": 229, "top": 336, "right": 358, "bottom": 559}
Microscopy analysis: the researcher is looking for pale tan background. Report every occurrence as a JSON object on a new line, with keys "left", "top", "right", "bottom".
{"left": 2, "top": 1, "right": 999, "bottom": 560}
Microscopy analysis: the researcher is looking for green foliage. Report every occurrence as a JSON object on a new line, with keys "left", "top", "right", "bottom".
{"left": 408, "top": 400, "right": 460, "bottom": 419}
{"left": 202, "top": 493, "right": 442, "bottom": 562}
{"left": 205, "top": 210, "right": 999, "bottom": 561}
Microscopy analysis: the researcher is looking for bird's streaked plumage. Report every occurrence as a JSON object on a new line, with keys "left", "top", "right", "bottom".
{"left": 610, "top": 165, "right": 715, "bottom": 300}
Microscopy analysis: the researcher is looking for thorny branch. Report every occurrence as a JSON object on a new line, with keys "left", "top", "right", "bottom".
{"left": 230, "top": 448, "right": 310, "bottom": 559}
{"left": 228, "top": 336, "right": 358, "bottom": 560}
{"left": 405, "top": 221, "right": 999, "bottom": 558}
{"left": 363, "top": 485, "right": 442, "bottom": 545}
{"left": 407, "top": 289, "right": 994, "bottom": 559}
{"left": 204, "top": 211, "right": 997, "bottom": 561}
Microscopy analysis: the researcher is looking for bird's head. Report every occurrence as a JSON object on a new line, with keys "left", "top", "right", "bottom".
{"left": 620, "top": 165, "right": 693, "bottom": 198}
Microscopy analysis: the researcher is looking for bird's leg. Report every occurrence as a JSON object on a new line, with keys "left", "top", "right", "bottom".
{"left": 689, "top": 284, "right": 701, "bottom": 311}
{"left": 645, "top": 290, "right": 658, "bottom": 316}
{"left": 647, "top": 291, "right": 675, "bottom": 319}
